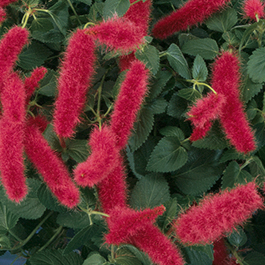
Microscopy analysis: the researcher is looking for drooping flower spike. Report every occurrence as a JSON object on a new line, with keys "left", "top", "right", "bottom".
{"left": 243, "top": 0, "right": 265, "bottom": 21}
{"left": 0, "top": 7, "right": 5, "bottom": 22}
{"left": 0, "top": 0, "right": 18, "bottom": 7}
{"left": 0, "top": 72, "right": 27, "bottom": 202}
{"left": 53, "top": 29, "right": 96, "bottom": 138}
{"left": 174, "top": 182, "right": 263, "bottom": 245}
{"left": 152, "top": 0, "right": 231, "bottom": 39}
{"left": 24, "top": 117, "right": 80, "bottom": 208}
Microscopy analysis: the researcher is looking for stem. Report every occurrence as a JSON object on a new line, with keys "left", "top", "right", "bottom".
{"left": 130, "top": 0, "right": 142, "bottom": 6}
{"left": 66, "top": 0, "right": 82, "bottom": 26}
{"left": 90, "top": 211, "right": 109, "bottom": 218}
{"left": 111, "top": 244, "right": 115, "bottom": 261}
{"left": 186, "top": 80, "right": 217, "bottom": 94}
{"left": 240, "top": 157, "right": 253, "bottom": 170}
{"left": 225, "top": 240, "right": 247, "bottom": 265}
{"left": 8, "top": 230, "right": 22, "bottom": 242}
{"left": 37, "top": 226, "right": 63, "bottom": 253}
{"left": 10, "top": 256, "right": 20, "bottom": 265}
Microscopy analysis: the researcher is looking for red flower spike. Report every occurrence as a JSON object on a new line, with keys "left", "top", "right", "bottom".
{"left": 0, "top": 0, "right": 17, "bottom": 7}
{"left": 211, "top": 51, "right": 256, "bottom": 153}
{"left": 119, "top": 53, "right": 136, "bottom": 72}
{"left": 0, "top": 7, "right": 5, "bottom": 22}
{"left": 0, "top": 26, "right": 29, "bottom": 93}
{"left": 74, "top": 126, "right": 120, "bottom": 187}
{"left": 152, "top": 0, "right": 231, "bottom": 39}
{"left": 26, "top": 115, "right": 49, "bottom": 133}
{"left": 88, "top": 16, "right": 145, "bottom": 54}
{"left": 24, "top": 67, "right": 47, "bottom": 103}
{"left": 97, "top": 155, "right": 127, "bottom": 214}
{"left": 105, "top": 205, "right": 165, "bottom": 245}
{"left": 53, "top": 29, "right": 96, "bottom": 138}
{"left": 174, "top": 182, "right": 264, "bottom": 245}
{"left": 24, "top": 117, "right": 80, "bottom": 208}
{"left": 0, "top": 73, "right": 27, "bottom": 202}
{"left": 190, "top": 120, "right": 212, "bottom": 141}
{"left": 110, "top": 60, "right": 149, "bottom": 149}
{"left": 243, "top": 0, "right": 265, "bottom": 21}
{"left": 187, "top": 93, "right": 226, "bottom": 128}
{"left": 129, "top": 223, "right": 185, "bottom": 265}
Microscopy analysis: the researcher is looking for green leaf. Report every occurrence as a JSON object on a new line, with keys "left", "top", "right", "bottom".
{"left": 0, "top": 179, "right": 46, "bottom": 220}
{"left": 29, "top": 249, "right": 83, "bottom": 265}
{"left": 77, "top": 0, "right": 92, "bottom": 4}
{"left": 167, "top": 93, "right": 188, "bottom": 119}
{"left": 219, "top": 149, "right": 245, "bottom": 163}
{"left": 38, "top": 69, "right": 57, "bottom": 97}
{"left": 178, "top": 88, "right": 201, "bottom": 102}
{"left": 130, "top": 174, "right": 170, "bottom": 209}
{"left": 103, "top": 0, "right": 130, "bottom": 19}
{"left": 147, "top": 98, "right": 168, "bottom": 114}
{"left": 158, "top": 198, "right": 178, "bottom": 230}
{"left": 166, "top": 43, "right": 191, "bottom": 79}
{"left": 66, "top": 139, "right": 89, "bottom": 163}
{"left": 222, "top": 161, "right": 253, "bottom": 190}
{"left": 56, "top": 211, "right": 91, "bottom": 229}
{"left": 173, "top": 149, "right": 224, "bottom": 196}
{"left": 146, "top": 136, "right": 188, "bottom": 173}
{"left": 184, "top": 246, "right": 213, "bottom": 265}
{"left": 192, "top": 55, "right": 208, "bottom": 81}
{"left": 205, "top": 8, "right": 238, "bottom": 33}
{"left": 227, "top": 227, "right": 247, "bottom": 247}
{"left": 247, "top": 99, "right": 258, "bottom": 120}
{"left": 0, "top": 203, "right": 19, "bottom": 235}
{"left": 135, "top": 45, "right": 160, "bottom": 75}
{"left": 247, "top": 47, "right": 265, "bottom": 83}
{"left": 83, "top": 252, "right": 106, "bottom": 265}
{"left": 18, "top": 41, "right": 53, "bottom": 70}
{"left": 254, "top": 122, "right": 265, "bottom": 149}
{"left": 242, "top": 76, "right": 263, "bottom": 103}
{"left": 115, "top": 248, "right": 142, "bottom": 265}
{"left": 159, "top": 126, "right": 185, "bottom": 140}
{"left": 249, "top": 156, "right": 265, "bottom": 185}
{"left": 37, "top": 184, "right": 67, "bottom": 213}
{"left": 182, "top": 38, "right": 219, "bottom": 60}
{"left": 244, "top": 251, "right": 265, "bottom": 265}
{"left": 129, "top": 107, "right": 154, "bottom": 152}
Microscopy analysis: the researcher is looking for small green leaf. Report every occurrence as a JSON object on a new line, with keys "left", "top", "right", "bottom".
{"left": 115, "top": 248, "right": 142, "bottom": 265}
{"left": 29, "top": 249, "right": 83, "bottom": 265}
{"left": 38, "top": 69, "right": 57, "bottom": 97}
{"left": 205, "top": 8, "right": 238, "bottom": 33}
{"left": 159, "top": 126, "right": 185, "bottom": 140}
{"left": 182, "top": 38, "right": 219, "bottom": 60}
{"left": 147, "top": 98, "right": 168, "bottom": 114}
{"left": 192, "top": 55, "right": 208, "bottom": 81}
{"left": 247, "top": 47, "right": 265, "bottom": 83}
{"left": 83, "top": 252, "right": 106, "bottom": 265}
{"left": 167, "top": 93, "right": 188, "bottom": 119}
{"left": 178, "top": 88, "right": 201, "bottom": 102}
{"left": 166, "top": 43, "right": 191, "bottom": 79}
{"left": 0, "top": 203, "right": 19, "bottom": 235}
{"left": 103, "top": 0, "right": 130, "bottom": 19}
{"left": 243, "top": 76, "right": 263, "bottom": 103}
{"left": 146, "top": 137, "right": 188, "bottom": 173}
{"left": 135, "top": 45, "right": 160, "bottom": 75}
{"left": 227, "top": 227, "right": 247, "bottom": 247}
{"left": 184, "top": 246, "right": 213, "bottom": 265}
{"left": 130, "top": 174, "right": 170, "bottom": 209}
{"left": 219, "top": 149, "right": 245, "bottom": 163}
{"left": 66, "top": 139, "right": 89, "bottom": 163}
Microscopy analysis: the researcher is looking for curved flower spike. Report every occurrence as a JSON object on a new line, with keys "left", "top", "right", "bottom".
{"left": 243, "top": 0, "right": 265, "bottom": 21}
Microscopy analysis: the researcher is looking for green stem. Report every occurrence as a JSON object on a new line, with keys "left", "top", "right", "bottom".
{"left": 66, "top": 0, "right": 82, "bottom": 26}
{"left": 37, "top": 226, "right": 63, "bottom": 253}
{"left": 8, "top": 230, "right": 22, "bottom": 243}
{"left": 240, "top": 157, "right": 253, "bottom": 170}
{"left": 225, "top": 241, "right": 247, "bottom": 265}
{"left": 186, "top": 80, "right": 217, "bottom": 94}
{"left": 111, "top": 244, "right": 115, "bottom": 261}
{"left": 90, "top": 211, "right": 109, "bottom": 218}
{"left": 10, "top": 256, "right": 20, "bottom": 265}
{"left": 130, "top": 0, "right": 142, "bottom": 6}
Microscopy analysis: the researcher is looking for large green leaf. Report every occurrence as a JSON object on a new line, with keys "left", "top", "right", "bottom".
{"left": 66, "top": 139, "right": 89, "bottom": 163}
{"left": 205, "top": 8, "right": 238, "bottom": 33}
{"left": 38, "top": 69, "right": 57, "bottom": 97}
{"left": 247, "top": 47, "right": 265, "bottom": 83}
{"left": 146, "top": 136, "right": 188, "bottom": 173}
{"left": 130, "top": 174, "right": 170, "bottom": 209}
{"left": 0, "top": 203, "right": 19, "bottom": 235}
{"left": 115, "top": 248, "right": 142, "bottom": 265}
{"left": 103, "top": 0, "right": 130, "bottom": 19}
{"left": 242, "top": 76, "right": 263, "bottom": 103}
{"left": 166, "top": 43, "right": 191, "bottom": 79}
{"left": 173, "top": 149, "right": 224, "bottom": 196}
{"left": 244, "top": 251, "right": 265, "bottom": 265}
{"left": 159, "top": 126, "right": 185, "bottom": 140}
{"left": 178, "top": 88, "right": 201, "bottom": 102}
{"left": 56, "top": 211, "right": 91, "bottom": 229}
{"left": 182, "top": 38, "right": 219, "bottom": 60}
{"left": 167, "top": 93, "right": 188, "bottom": 119}
{"left": 192, "top": 55, "right": 208, "bottom": 81}
{"left": 83, "top": 252, "right": 106, "bottom": 265}
{"left": 29, "top": 249, "right": 83, "bottom": 265}
{"left": 184, "top": 246, "right": 213, "bottom": 265}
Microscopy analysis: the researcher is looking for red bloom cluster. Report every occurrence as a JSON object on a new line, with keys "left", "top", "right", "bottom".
{"left": 0, "top": 0, "right": 18, "bottom": 23}
{"left": 243, "top": 0, "right": 265, "bottom": 21}
{"left": 174, "top": 182, "right": 263, "bottom": 245}
{"left": 152, "top": 0, "right": 231, "bottom": 39}
{"left": 53, "top": 29, "right": 96, "bottom": 138}
{"left": 0, "top": 0, "right": 17, "bottom": 7}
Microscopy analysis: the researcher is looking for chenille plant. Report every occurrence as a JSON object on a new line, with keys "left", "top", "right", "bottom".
{"left": 0, "top": 0, "right": 265, "bottom": 265}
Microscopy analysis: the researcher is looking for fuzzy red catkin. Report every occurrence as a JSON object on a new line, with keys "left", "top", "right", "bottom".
{"left": 74, "top": 126, "right": 120, "bottom": 187}
{"left": 190, "top": 120, "right": 212, "bottom": 141}
{"left": 174, "top": 182, "right": 263, "bottom": 245}
{"left": 0, "top": 7, "right": 5, "bottom": 22}
{"left": 24, "top": 117, "right": 80, "bottom": 208}
{"left": 97, "top": 155, "right": 127, "bottom": 214}
{"left": 0, "top": 0, "right": 17, "bottom": 7}
{"left": 0, "top": 26, "right": 29, "bottom": 93}
{"left": 152, "top": 0, "right": 231, "bottom": 39}
{"left": 110, "top": 60, "right": 149, "bottom": 150}
{"left": 212, "top": 51, "right": 256, "bottom": 153}
{"left": 24, "top": 66, "right": 47, "bottom": 103}
{"left": 0, "top": 73, "right": 27, "bottom": 202}
{"left": 243, "top": 0, "right": 265, "bottom": 21}
{"left": 87, "top": 16, "right": 145, "bottom": 54}
{"left": 53, "top": 29, "right": 96, "bottom": 138}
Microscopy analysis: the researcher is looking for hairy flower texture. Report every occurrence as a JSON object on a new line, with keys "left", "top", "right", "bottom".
{"left": 213, "top": 238, "right": 230, "bottom": 265}
{"left": 24, "top": 117, "right": 80, "bottom": 208}
{"left": 190, "top": 120, "right": 212, "bottom": 141}
{"left": 243, "top": 0, "right": 265, "bottom": 21}
{"left": 0, "top": 26, "right": 29, "bottom": 93}
{"left": 74, "top": 126, "right": 120, "bottom": 187}
{"left": 211, "top": 51, "right": 256, "bottom": 153}
{"left": 53, "top": 29, "right": 96, "bottom": 138}
{"left": 97, "top": 155, "right": 127, "bottom": 214}
{"left": 0, "top": 7, "right": 5, "bottom": 23}
{"left": 174, "top": 182, "right": 263, "bottom": 245}
{"left": 0, "top": 73, "right": 27, "bottom": 202}
{"left": 105, "top": 205, "right": 165, "bottom": 245}
{"left": 188, "top": 93, "right": 226, "bottom": 128}
{"left": 24, "top": 67, "right": 47, "bottom": 103}
{"left": 87, "top": 17, "right": 145, "bottom": 54}
{"left": 119, "top": 53, "right": 136, "bottom": 72}
{"left": 0, "top": 0, "right": 17, "bottom": 7}
{"left": 152, "top": 0, "right": 231, "bottom": 39}
{"left": 110, "top": 60, "right": 149, "bottom": 149}
{"left": 129, "top": 223, "right": 185, "bottom": 265}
